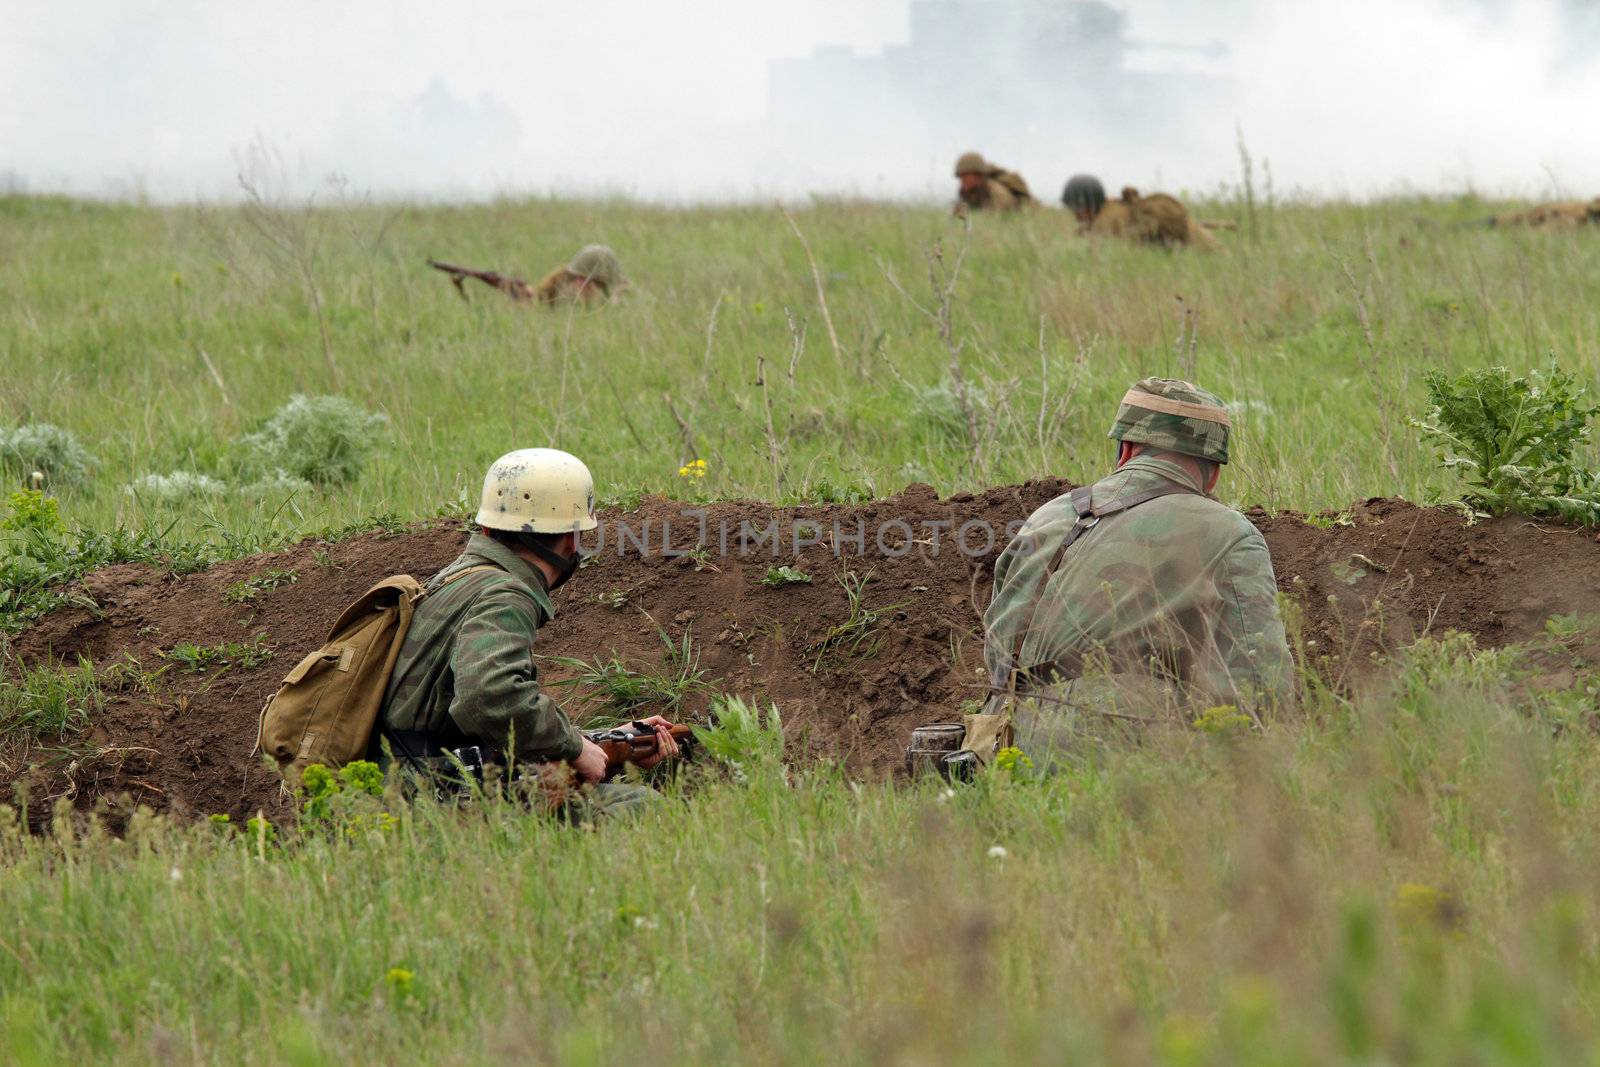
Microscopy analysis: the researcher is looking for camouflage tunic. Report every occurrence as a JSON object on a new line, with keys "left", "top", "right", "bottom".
{"left": 983, "top": 455, "right": 1292, "bottom": 716}
{"left": 381, "top": 533, "right": 583, "bottom": 763}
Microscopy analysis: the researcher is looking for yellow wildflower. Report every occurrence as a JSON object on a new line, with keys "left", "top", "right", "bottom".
{"left": 384, "top": 967, "right": 416, "bottom": 999}
{"left": 1193, "top": 705, "right": 1252, "bottom": 734}
{"left": 994, "top": 746, "right": 1033, "bottom": 773}
{"left": 678, "top": 459, "right": 708, "bottom": 479}
{"left": 1395, "top": 882, "right": 1464, "bottom": 933}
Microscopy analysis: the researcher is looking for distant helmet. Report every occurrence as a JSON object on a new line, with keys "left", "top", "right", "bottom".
{"left": 954, "top": 151, "right": 987, "bottom": 177}
{"left": 566, "top": 244, "right": 622, "bottom": 288}
{"left": 1108, "top": 377, "right": 1232, "bottom": 465}
{"left": 475, "top": 448, "right": 598, "bottom": 534}
{"left": 1062, "top": 174, "right": 1106, "bottom": 215}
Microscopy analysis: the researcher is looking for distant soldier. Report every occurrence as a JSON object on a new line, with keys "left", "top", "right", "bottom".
{"left": 984, "top": 378, "right": 1292, "bottom": 753}
{"left": 535, "top": 244, "right": 624, "bottom": 304}
{"left": 427, "top": 244, "right": 623, "bottom": 306}
{"left": 1486, "top": 197, "right": 1600, "bottom": 229}
{"left": 953, "top": 151, "right": 1034, "bottom": 215}
{"left": 378, "top": 448, "right": 676, "bottom": 819}
{"left": 1062, "top": 174, "right": 1219, "bottom": 248}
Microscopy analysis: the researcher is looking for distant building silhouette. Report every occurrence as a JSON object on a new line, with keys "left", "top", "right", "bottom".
{"left": 764, "top": 0, "right": 1228, "bottom": 193}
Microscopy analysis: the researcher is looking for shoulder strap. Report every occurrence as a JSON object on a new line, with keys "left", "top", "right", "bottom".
{"left": 1088, "top": 481, "right": 1197, "bottom": 519}
{"left": 1005, "top": 480, "right": 1200, "bottom": 692}
{"left": 427, "top": 561, "right": 555, "bottom": 626}
{"left": 429, "top": 563, "right": 503, "bottom": 594}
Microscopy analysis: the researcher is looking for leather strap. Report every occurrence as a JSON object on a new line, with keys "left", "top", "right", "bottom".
{"left": 424, "top": 562, "right": 503, "bottom": 596}
{"left": 1006, "top": 480, "right": 1200, "bottom": 693}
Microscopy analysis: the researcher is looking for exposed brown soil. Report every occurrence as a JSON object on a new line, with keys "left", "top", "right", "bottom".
{"left": 6, "top": 482, "right": 1599, "bottom": 823}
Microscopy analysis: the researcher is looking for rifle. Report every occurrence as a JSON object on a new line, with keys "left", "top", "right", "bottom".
{"left": 584, "top": 721, "right": 696, "bottom": 780}
{"left": 426, "top": 258, "right": 535, "bottom": 302}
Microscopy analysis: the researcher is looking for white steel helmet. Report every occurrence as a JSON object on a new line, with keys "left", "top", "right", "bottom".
{"left": 475, "top": 448, "right": 598, "bottom": 534}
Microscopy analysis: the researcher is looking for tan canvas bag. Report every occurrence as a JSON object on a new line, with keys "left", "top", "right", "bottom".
{"left": 255, "top": 566, "right": 497, "bottom": 784}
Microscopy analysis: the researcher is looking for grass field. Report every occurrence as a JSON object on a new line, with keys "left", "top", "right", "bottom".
{"left": 5, "top": 191, "right": 1600, "bottom": 1064}
{"left": 5, "top": 191, "right": 1599, "bottom": 539}
{"left": 6, "top": 631, "right": 1600, "bottom": 1065}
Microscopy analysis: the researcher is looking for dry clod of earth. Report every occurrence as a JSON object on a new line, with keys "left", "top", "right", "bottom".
{"left": 7, "top": 482, "right": 1600, "bottom": 822}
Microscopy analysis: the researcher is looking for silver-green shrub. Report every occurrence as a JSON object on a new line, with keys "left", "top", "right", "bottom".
{"left": 237, "top": 395, "right": 388, "bottom": 486}
{"left": 0, "top": 423, "right": 98, "bottom": 486}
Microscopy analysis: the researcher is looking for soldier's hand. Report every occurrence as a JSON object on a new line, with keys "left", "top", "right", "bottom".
{"left": 572, "top": 737, "right": 608, "bottom": 784}
{"left": 633, "top": 715, "right": 679, "bottom": 769}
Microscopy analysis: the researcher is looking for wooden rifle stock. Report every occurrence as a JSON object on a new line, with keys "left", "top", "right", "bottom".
{"left": 585, "top": 722, "right": 696, "bottom": 780}
{"left": 426, "top": 258, "right": 535, "bottom": 302}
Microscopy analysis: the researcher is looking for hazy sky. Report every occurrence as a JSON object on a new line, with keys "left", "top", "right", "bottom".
{"left": 4, "top": 0, "right": 1597, "bottom": 202}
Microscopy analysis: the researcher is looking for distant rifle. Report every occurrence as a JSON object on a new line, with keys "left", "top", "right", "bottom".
{"left": 426, "top": 258, "right": 536, "bottom": 302}
{"left": 584, "top": 721, "right": 697, "bottom": 780}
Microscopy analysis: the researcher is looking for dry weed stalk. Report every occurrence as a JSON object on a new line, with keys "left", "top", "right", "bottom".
{"left": 1173, "top": 296, "right": 1200, "bottom": 381}
{"left": 1036, "top": 322, "right": 1091, "bottom": 467}
{"left": 753, "top": 313, "right": 806, "bottom": 495}
{"left": 779, "top": 205, "right": 843, "bottom": 367}
{"left": 662, "top": 392, "right": 700, "bottom": 465}
{"left": 235, "top": 149, "right": 341, "bottom": 390}
{"left": 755, "top": 353, "right": 786, "bottom": 495}
{"left": 875, "top": 222, "right": 990, "bottom": 468}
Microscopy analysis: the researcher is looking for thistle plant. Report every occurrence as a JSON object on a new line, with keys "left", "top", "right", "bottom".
{"left": 1415, "top": 364, "right": 1600, "bottom": 525}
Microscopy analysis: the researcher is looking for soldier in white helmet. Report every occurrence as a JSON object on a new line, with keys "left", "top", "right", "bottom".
{"left": 378, "top": 448, "right": 676, "bottom": 816}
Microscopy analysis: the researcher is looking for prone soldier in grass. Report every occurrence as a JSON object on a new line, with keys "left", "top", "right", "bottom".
{"left": 428, "top": 244, "right": 624, "bottom": 305}
{"left": 984, "top": 378, "right": 1293, "bottom": 757}
{"left": 1483, "top": 197, "right": 1600, "bottom": 229}
{"left": 377, "top": 448, "right": 677, "bottom": 818}
{"left": 953, "top": 151, "right": 1034, "bottom": 215}
{"left": 1062, "top": 174, "right": 1220, "bottom": 248}
{"left": 533, "top": 244, "right": 624, "bottom": 304}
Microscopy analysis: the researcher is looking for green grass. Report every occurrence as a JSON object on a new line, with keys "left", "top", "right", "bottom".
{"left": 0, "top": 654, "right": 103, "bottom": 743}
{"left": 220, "top": 567, "right": 299, "bottom": 605}
{"left": 157, "top": 634, "right": 275, "bottom": 673}
{"left": 7, "top": 193, "right": 1600, "bottom": 1063}
{"left": 758, "top": 564, "right": 812, "bottom": 586}
{"left": 548, "top": 628, "right": 712, "bottom": 721}
{"left": 807, "top": 568, "right": 902, "bottom": 671}
{"left": 3, "top": 631, "right": 1600, "bottom": 1063}
{"left": 6, "top": 193, "right": 1600, "bottom": 550}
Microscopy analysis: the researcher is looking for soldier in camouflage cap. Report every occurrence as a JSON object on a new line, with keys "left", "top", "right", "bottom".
{"left": 983, "top": 377, "right": 1292, "bottom": 757}
{"left": 378, "top": 449, "right": 677, "bottom": 819}
{"left": 1106, "top": 376, "right": 1232, "bottom": 463}
{"left": 534, "top": 244, "right": 624, "bottom": 305}
{"left": 953, "top": 150, "right": 1034, "bottom": 216}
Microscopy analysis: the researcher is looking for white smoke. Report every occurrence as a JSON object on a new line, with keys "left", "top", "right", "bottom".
{"left": 1, "top": 0, "right": 1595, "bottom": 203}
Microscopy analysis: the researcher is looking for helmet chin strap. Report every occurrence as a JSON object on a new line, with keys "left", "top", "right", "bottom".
{"left": 520, "top": 535, "right": 583, "bottom": 591}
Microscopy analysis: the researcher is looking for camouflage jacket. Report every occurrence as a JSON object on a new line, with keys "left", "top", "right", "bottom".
{"left": 983, "top": 456, "right": 1292, "bottom": 712}
{"left": 380, "top": 533, "right": 583, "bottom": 763}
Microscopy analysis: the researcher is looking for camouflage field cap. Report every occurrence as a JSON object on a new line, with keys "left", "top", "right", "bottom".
{"left": 567, "top": 244, "right": 622, "bottom": 287}
{"left": 954, "top": 151, "right": 987, "bottom": 176}
{"left": 1108, "top": 377, "right": 1232, "bottom": 464}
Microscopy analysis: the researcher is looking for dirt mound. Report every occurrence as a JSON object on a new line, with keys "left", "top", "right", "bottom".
{"left": 6, "top": 482, "right": 1599, "bottom": 822}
